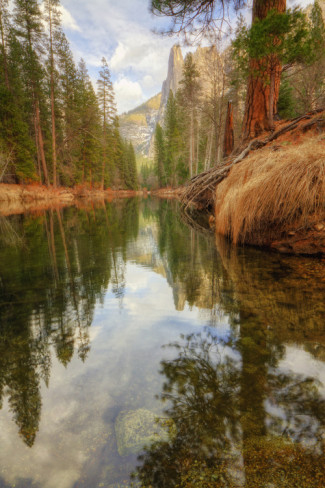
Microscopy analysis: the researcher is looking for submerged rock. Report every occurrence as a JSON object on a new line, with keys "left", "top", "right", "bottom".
{"left": 115, "top": 408, "right": 169, "bottom": 457}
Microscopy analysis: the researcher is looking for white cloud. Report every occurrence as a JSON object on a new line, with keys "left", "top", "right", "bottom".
{"left": 110, "top": 42, "right": 128, "bottom": 71}
{"left": 142, "top": 74, "right": 155, "bottom": 89}
{"left": 61, "top": 0, "right": 175, "bottom": 112}
{"left": 114, "top": 77, "right": 145, "bottom": 113}
{"left": 59, "top": 0, "right": 315, "bottom": 113}
{"left": 60, "top": 5, "right": 81, "bottom": 32}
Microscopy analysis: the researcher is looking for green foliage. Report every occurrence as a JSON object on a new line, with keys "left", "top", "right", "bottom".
{"left": 278, "top": 77, "right": 297, "bottom": 119}
{"left": 276, "top": 2, "right": 325, "bottom": 116}
{"left": 0, "top": 2, "right": 138, "bottom": 187}
{"left": 150, "top": 0, "right": 245, "bottom": 38}
{"left": 0, "top": 201, "right": 140, "bottom": 445}
{"left": 154, "top": 123, "right": 166, "bottom": 187}
{"left": 154, "top": 55, "right": 204, "bottom": 189}
{"left": 232, "top": 8, "right": 311, "bottom": 79}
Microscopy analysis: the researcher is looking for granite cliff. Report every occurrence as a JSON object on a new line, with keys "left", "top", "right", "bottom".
{"left": 119, "top": 44, "right": 184, "bottom": 160}
{"left": 119, "top": 44, "right": 219, "bottom": 160}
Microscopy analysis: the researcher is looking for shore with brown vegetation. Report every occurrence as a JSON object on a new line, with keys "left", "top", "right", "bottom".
{"left": 0, "top": 184, "right": 145, "bottom": 216}
{"left": 182, "top": 110, "right": 325, "bottom": 255}
{"left": 150, "top": 187, "right": 183, "bottom": 199}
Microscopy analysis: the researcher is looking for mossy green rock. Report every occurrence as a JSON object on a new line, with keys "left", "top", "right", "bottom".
{"left": 115, "top": 408, "right": 168, "bottom": 457}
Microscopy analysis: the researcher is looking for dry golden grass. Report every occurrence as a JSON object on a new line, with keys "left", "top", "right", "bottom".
{"left": 214, "top": 136, "right": 325, "bottom": 244}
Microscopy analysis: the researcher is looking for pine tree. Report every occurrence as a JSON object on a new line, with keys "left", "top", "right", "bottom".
{"left": 126, "top": 141, "right": 138, "bottom": 189}
{"left": 56, "top": 31, "right": 78, "bottom": 184}
{"left": 234, "top": 6, "right": 311, "bottom": 133}
{"left": 0, "top": 0, "right": 10, "bottom": 89}
{"left": 178, "top": 53, "right": 201, "bottom": 178}
{"left": 164, "top": 90, "right": 181, "bottom": 186}
{"left": 0, "top": 2, "right": 136, "bottom": 188}
{"left": 76, "top": 59, "right": 101, "bottom": 186}
{"left": 0, "top": 7, "right": 36, "bottom": 182}
{"left": 154, "top": 123, "right": 166, "bottom": 188}
{"left": 43, "top": 0, "right": 62, "bottom": 187}
{"left": 13, "top": 0, "right": 50, "bottom": 185}
{"left": 97, "top": 57, "right": 117, "bottom": 189}
{"left": 5, "top": 31, "right": 36, "bottom": 180}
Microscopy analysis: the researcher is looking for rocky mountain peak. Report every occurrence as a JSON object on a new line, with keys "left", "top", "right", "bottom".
{"left": 160, "top": 44, "right": 184, "bottom": 108}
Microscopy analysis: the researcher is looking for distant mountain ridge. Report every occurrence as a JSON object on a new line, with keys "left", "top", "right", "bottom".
{"left": 119, "top": 93, "right": 161, "bottom": 157}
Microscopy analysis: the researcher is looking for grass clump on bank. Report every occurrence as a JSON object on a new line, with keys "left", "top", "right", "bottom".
{"left": 214, "top": 135, "right": 325, "bottom": 245}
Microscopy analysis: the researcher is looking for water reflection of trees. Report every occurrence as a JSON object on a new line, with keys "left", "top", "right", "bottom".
{"left": 157, "top": 200, "right": 325, "bottom": 343}
{"left": 0, "top": 199, "right": 139, "bottom": 446}
{"left": 135, "top": 202, "right": 325, "bottom": 487}
{"left": 135, "top": 329, "right": 325, "bottom": 487}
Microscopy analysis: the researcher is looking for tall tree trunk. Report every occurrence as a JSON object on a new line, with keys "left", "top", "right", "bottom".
{"left": 33, "top": 116, "right": 42, "bottom": 182}
{"left": 101, "top": 86, "right": 106, "bottom": 190}
{"left": 242, "top": 0, "right": 286, "bottom": 140}
{"left": 0, "top": 10, "right": 9, "bottom": 90}
{"left": 195, "top": 114, "right": 200, "bottom": 175}
{"left": 35, "top": 99, "right": 49, "bottom": 186}
{"left": 223, "top": 101, "right": 234, "bottom": 158}
{"left": 189, "top": 110, "right": 194, "bottom": 178}
{"left": 26, "top": 23, "right": 50, "bottom": 186}
{"left": 49, "top": 10, "right": 58, "bottom": 188}
{"left": 268, "top": 69, "right": 276, "bottom": 129}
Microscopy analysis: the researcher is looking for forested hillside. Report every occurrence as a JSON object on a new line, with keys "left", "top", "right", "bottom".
{"left": 0, "top": 0, "right": 138, "bottom": 189}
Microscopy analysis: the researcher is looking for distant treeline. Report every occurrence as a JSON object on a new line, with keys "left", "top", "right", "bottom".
{"left": 0, "top": 0, "right": 138, "bottom": 189}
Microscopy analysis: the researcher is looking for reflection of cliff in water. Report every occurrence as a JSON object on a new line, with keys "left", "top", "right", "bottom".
{"left": 134, "top": 203, "right": 325, "bottom": 487}
{"left": 132, "top": 200, "right": 224, "bottom": 314}
{"left": 0, "top": 199, "right": 139, "bottom": 446}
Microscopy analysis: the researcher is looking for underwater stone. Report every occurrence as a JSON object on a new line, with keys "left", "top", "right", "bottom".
{"left": 114, "top": 408, "right": 169, "bottom": 457}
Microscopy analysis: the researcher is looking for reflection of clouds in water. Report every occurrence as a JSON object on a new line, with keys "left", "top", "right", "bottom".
{"left": 281, "top": 346, "right": 325, "bottom": 393}
{"left": 0, "top": 263, "right": 219, "bottom": 488}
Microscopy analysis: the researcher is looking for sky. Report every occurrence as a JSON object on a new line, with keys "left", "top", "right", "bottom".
{"left": 59, "top": 0, "right": 313, "bottom": 114}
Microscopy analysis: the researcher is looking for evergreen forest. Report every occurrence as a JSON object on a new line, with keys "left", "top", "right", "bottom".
{"left": 0, "top": 0, "right": 138, "bottom": 189}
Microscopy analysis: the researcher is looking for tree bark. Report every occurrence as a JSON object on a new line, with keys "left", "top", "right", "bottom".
{"left": 0, "top": 9, "right": 9, "bottom": 90}
{"left": 49, "top": 8, "right": 58, "bottom": 188}
{"left": 35, "top": 100, "right": 49, "bottom": 186}
{"left": 223, "top": 101, "right": 234, "bottom": 158}
{"left": 189, "top": 109, "right": 194, "bottom": 178}
{"left": 242, "top": 0, "right": 286, "bottom": 140}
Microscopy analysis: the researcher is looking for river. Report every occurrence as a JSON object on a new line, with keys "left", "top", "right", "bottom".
{"left": 0, "top": 198, "right": 325, "bottom": 488}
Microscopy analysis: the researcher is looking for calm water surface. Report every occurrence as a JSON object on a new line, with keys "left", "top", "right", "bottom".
{"left": 0, "top": 198, "right": 325, "bottom": 488}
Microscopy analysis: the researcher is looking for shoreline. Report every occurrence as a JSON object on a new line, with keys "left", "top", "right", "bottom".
{"left": 0, "top": 183, "right": 147, "bottom": 216}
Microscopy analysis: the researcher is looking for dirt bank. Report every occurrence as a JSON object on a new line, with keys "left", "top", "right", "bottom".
{"left": 0, "top": 184, "right": 145, "bottom": 216}
{"left": 213, "top": 134, "right": 325, "bottom": 255}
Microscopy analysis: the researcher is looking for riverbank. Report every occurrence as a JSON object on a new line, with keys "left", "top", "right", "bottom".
{"left": 183, "top": 110, "right": 325, "bottom": 255}
{"left": 213, "top": 133, "right": 325, "bottom": 255}
{"left": 151, "top": 187, "right": 183, "bottom": 199}
{"left": 0, "top": 184, "right": 145, "bottom": 216}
